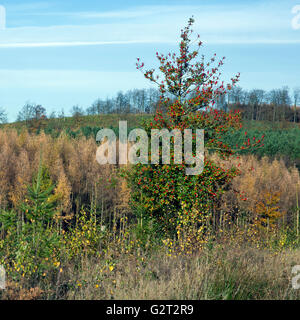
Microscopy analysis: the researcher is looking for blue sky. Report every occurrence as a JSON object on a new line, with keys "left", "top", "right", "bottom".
{"left": 0, "top": 0, "right": 299, "bottom": 121}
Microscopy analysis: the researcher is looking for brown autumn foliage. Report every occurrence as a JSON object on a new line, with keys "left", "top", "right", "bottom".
{"left": 0, "top": 129, "right": 299, "bottom": 224}
{"left": 210, "top": 153, "right": 300, "bottom": 223}
{"left": 0, "top": 129, "right": 131, "bottom": 223}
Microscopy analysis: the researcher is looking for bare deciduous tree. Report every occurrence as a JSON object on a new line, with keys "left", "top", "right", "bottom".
{"left": 17, "top": 103, "right": 46, "bottom": 122}
{"left": 0, "top": 107, "right": 7, "bottom": 123}
{"left": 70, "top": 105, "right": 84, "bottom": 117}
{"left": 293, "top": 87, "right": 300, "bottom": 122}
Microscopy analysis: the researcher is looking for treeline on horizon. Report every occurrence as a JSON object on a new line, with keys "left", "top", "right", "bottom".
{"left": 0, "top": 85, "right": 300, "bottom": 124}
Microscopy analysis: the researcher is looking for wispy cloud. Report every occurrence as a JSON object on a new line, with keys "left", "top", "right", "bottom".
{"left": 20, "top": 2, "right": 292, "bottom": 31}
{"left": 77, "top": 5, "right": 197, "bottom": 19}
{"left": 1, "top": 2, "right": 298, "bottom": 46}
{"left": 1, "top": 38, "right": 300, "bottom": 49}
{"left": 0, "top": 40, "right": 160, "bottom": 48}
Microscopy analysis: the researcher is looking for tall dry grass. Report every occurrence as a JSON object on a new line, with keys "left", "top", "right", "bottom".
{"left": 52, "top": 245, "right": 300, "bottom": 300}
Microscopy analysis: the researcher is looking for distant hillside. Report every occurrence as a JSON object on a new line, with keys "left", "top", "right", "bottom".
{"left": 0, "top": 113, "right": 153, "bottom": 136}
{"left": 1, "top": 115, "right": 300, "bottom": 168}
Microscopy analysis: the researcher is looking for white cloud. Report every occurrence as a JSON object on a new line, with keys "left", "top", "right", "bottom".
{"left": 27, "top": 2, "right": 292, "bottom": 32}
{"left": 0, "top": 2, "right": 298, "bottom": 47}
{"left": 0, "top": 40, "right": 160, "bottom": 48}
